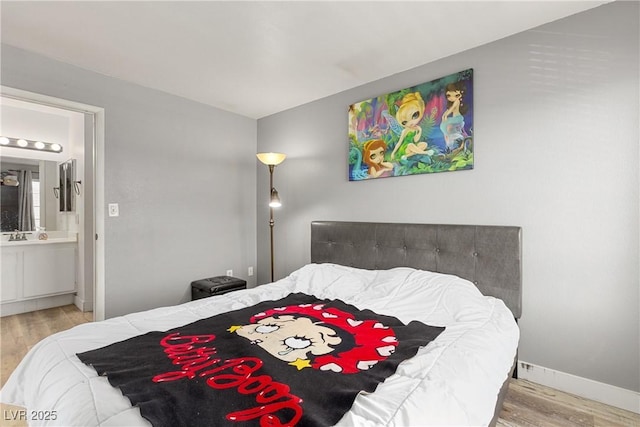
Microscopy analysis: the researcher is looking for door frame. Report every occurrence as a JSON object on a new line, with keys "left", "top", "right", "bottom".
{"left": 1, "top": 86, "right": 106, "bottom": 320}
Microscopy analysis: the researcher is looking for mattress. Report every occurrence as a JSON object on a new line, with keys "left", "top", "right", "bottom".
{"left": 1, "top": 263, "right": 519, "bottom": 426}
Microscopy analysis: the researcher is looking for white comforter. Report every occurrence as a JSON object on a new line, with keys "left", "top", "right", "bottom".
{"left": 1, "top": 263, "right": 519, "bottom": 426}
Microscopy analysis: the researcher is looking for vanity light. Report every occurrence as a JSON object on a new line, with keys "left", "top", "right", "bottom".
{"left": 0, "top": 136, "right": 64, "bottom": 153}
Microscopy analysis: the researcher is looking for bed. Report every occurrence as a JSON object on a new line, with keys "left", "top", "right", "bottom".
{"left": 1, "top": 221, "right": 521, "bottom": 426}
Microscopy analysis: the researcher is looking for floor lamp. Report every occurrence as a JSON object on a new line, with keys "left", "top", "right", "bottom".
{"left": 256, "top": 152, "right": 286, "bottom": 282}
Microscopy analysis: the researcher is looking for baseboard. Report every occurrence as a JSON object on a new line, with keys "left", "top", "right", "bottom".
{"left": 73, "top": 295, "right": 93, "bottom": 312}
{"left": 1, "top": 294, "right": 75, "bottom": 317}
{"left": 518, "top": 360, "right": 640, "bottom": 414}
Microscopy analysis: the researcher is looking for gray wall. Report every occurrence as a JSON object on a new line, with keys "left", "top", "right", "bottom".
{"left": 1, "top": 44, "right": 258, "bottom": 318}
{"left": 257, "top": 2, "right": 639, "bottom": 392}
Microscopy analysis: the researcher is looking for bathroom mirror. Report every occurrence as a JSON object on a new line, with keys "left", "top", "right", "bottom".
{"left": 0, "top": 157, "right": 62, "bottom": 232}
{"left": 58, "top": 159, "right": 75, "bottom": 212}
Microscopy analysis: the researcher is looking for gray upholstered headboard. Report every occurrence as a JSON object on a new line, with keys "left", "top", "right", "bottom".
{"left": 310, "top": 221, "right": 522, "bottom": 318}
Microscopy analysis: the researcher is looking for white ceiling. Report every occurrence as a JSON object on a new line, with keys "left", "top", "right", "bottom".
{"left": 1, "top": 1, "right": 608, "bottom": 119}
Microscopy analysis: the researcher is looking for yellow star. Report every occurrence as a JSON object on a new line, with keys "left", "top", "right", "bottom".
{"left": 227, "top": 325, "right": 242, "bottom": 333}
{"left": 288, "top": 358, "right": 312, "bottom": 371}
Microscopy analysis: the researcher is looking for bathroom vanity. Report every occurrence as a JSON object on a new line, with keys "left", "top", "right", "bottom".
{"left": 1, "top": 233, "right": 77, "bottom": 316}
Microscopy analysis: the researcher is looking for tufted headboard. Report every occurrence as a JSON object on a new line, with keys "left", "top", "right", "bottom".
{"left": 310, "top": 221, "right": 522, "bottom": 318}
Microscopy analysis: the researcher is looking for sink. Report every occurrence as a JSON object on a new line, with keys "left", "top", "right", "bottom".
{"left": 0, "top": 231, "right": 77, "bottom": 246}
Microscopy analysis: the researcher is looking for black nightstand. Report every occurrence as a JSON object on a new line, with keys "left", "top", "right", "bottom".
{"left": 191, "top": 276, "right": 247, "bottom": 301}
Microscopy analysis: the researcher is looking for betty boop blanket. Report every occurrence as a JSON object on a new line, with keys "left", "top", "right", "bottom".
{"left": 77, "top": 293, "right": 444, "bottom": 427}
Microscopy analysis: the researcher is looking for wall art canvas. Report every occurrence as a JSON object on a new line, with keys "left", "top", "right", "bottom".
{"left": 348, "top": 69, "right": 474, "bottom": 181}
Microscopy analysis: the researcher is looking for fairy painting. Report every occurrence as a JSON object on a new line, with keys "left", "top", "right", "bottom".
{"left": 348, "top": 69, "right": 473, "bottom": 181}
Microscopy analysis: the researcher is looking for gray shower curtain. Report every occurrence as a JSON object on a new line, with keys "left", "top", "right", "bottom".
{"left": 17, "top": 170, "right": 35, "bottom": 231}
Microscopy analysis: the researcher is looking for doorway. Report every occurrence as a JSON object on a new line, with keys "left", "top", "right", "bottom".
{"left": 1, "top": 86, "right": 106, "bottom": 321}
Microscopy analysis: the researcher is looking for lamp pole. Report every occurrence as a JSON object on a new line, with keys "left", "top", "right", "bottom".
{"left": 256, "top": 152, "right": 286, "bottom": 284}
{"left": 268, "top": 164, "right": 275, "bottom": 283}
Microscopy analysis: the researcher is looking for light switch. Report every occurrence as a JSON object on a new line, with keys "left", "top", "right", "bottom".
{"left": 108, "top": 203, "right": 119, "bottom": 217}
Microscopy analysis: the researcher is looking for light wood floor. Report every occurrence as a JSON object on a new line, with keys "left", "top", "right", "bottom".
{"left": 1, "top": 305, "right": 638, "bottom": 427}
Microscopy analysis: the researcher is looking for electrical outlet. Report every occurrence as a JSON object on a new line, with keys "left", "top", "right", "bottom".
{"left": 248, "top": 266, "right": 254, "bottom": 276}
{"left": 226, "top": 269, "right": 233, "bottom": 277}
{"left": 108, "top": 203, "right": 119, "bottom": 217}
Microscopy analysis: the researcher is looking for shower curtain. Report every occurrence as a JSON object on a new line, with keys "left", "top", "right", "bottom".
{"left": 17, "top": 170, "right": 35, "bottom": 231}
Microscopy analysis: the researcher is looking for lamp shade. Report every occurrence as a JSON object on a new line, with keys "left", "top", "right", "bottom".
{"left": 257, "top": 152, "right": 286, "bottom": 166}
{"left": 269, "top": 188, "right": 282, "bottom": 208}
